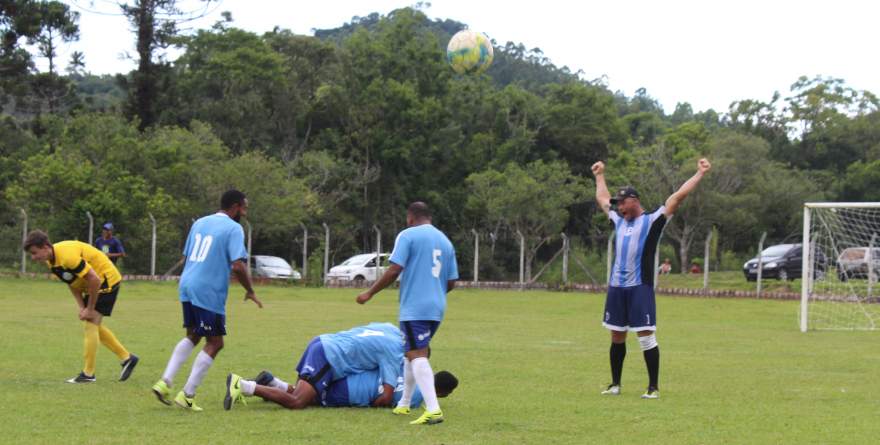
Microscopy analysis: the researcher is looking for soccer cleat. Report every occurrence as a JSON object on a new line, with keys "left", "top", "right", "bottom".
{"left": 174, "top": 391, "right": 203, "bottom": 412}
{"left": 224, "top": 373, "right": 248, "bottom": 411}
{"left": 253, "top": 370, "right": 274, "bottom": 387}
{"left": 392, "top": 406, "right": 411, "bottom": 415}
{"left": 409, "top": 409, "right": 443, "bottom": 425}
{"left": 119, "top": 354, "right": 139, "bottom": 382}
{"left": 601, "top": 384, "right": 621, "bottom": 395}
{"left": 641, "top": 387, "right": 660, "bottom": 399}
{"left": 152, "top": 379, "right": 172, "bottom": 405}
{"left": 66, "top": 372, "right": 96, "bottom": 383}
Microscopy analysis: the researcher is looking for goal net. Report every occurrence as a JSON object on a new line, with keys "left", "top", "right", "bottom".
{"left": 801, "top": 203, "right": 880, "bottom": 331}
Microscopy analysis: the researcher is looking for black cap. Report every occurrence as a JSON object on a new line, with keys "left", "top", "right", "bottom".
{"left": 610, "top": 187, "right": 639, "bottom": 204}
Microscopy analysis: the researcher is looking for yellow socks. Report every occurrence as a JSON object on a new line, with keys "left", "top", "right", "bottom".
{"left": 83, "top": 322, "right": 99, "bottom": 376}
{"left": 99, "top": 324, "right": 130, "bottom": 361}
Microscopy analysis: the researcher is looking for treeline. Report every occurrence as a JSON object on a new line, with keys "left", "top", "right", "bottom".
{"left": 1, "top": 3, "right": 878, "bottom": 277}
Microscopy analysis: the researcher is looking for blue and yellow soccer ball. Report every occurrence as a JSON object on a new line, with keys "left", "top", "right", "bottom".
{"left": 446, "top": 30, "right": 494, "bottom": 74}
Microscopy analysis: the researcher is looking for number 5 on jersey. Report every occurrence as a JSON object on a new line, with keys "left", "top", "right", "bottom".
{"left": 189, "top": 234, "right": 213, "bottom": 263}
{"left": 432, "top": 249, "right": 442, "bottom": 278}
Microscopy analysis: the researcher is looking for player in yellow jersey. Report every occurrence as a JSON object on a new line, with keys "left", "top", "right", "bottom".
{"left": 23, "top": 230, "right": 139, "bottom": 383}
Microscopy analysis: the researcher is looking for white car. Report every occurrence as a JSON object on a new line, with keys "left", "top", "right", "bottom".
{"left": 252, "top": 255, "right": 302, "bottom": 280}
{"left": 326, "top": 253, "right": 390, "bottom": 281}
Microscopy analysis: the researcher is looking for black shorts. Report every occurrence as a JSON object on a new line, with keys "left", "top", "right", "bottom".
{"left": 83, "top": 284, "right": 120, "bottom": 316}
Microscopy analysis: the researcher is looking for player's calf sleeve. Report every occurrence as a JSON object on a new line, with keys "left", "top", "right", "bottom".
{"left": 182, "top": 350, "right": 213, "bottom": 397}
{"left": 610, "top": 342, "right": 626, "bottom": 385}
{"left": 83, "top": 322, "right": 100, "bottom": 376}
{"left": 411, "top": 357, "right": 439, "bottom": 412}
{"left": 638, "top": 334, "right": 658, "bottom": 351}
{"left": 162, "top": 337, "right": 195, "bottom": 386}
{"left": 98, "top": 325, "right": 130, "bottom": 361}
{"left": 397, "top": 359, "right": 415, "bottom": 408}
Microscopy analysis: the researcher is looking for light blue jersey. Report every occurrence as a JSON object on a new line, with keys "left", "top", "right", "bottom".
{"left": 319, "top": 323, "right": 404, "bottom": 387}
{"left": 179, "top": 213, "right": 248, "bottom": 315}
{"left": 341, "top": 369, "right": 423, "bottom": 407}
{"left": 389, "top": 224, "right": 459, "bottom": 322}
{"left": 609, "top": 207, "right": 667, "bottom": 288}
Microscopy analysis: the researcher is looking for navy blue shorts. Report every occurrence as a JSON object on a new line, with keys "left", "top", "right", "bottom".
{"left": 321, "top": 379, "right": 350, "bottom": 407}
{"left": 296, "top": 337, "right": 333, "bottom": 398}
{"left": 602, "top": 284, "right": 657, "bottom": 332}
{"left": 181, "top": 301, "right": 226, "bottom": 336}
{"left": 400, "top": 320, "right": 441, "bottom": 351}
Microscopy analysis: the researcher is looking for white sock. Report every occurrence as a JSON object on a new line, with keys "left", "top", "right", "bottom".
{"left": 270, "top": 377, "right": 290, "bottom": 392}
{"left": 240, "top": 379, "right": 257, "bottom": 396}
{"left": 411, "top": 357, "right": 439, "bottom": 412}
{"left": 182, "top": 351, "right": 214, "bottom": 397}
{"left": 397, "top": 359, "right": 415, "bottom": 408}
{"left": 161, "top": 337, "right": 195, "bottom": 386}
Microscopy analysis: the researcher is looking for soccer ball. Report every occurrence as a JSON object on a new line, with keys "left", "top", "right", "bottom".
{"left": 446, "top": 30, "right": 494, "bottom": 74}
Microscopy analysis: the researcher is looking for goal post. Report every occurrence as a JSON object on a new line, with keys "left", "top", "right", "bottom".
{"left": 801, "top": 202, "right": 880, "bottom": 332}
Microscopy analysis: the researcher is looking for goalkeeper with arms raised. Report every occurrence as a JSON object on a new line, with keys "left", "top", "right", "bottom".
{"left": 592, "top": 158, "right": 710, "bottom": 399}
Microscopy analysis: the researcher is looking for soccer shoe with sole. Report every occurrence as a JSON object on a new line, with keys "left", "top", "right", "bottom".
{"left": 224, "top": 373, "right": 248, "bottom": 411}
{"left": 152, "top": 379, "right": 172, "bottom": 405}
{"left": 119, "top": 354, "right": 139, "bottom": 382}
{"left": 253, "top": 370, "right": 274, "bottom": 387}
{"left": 410, "top": 409, "right": 443, "bottom": 425}
{"left": 174, "top": 391, "right": 204, "bottom": 412}
{"left": 66, "top": 372, "right": 96, "bottom": 383}
{"left": 601, "top": 384, "right": 621, "bottom": 395}
{"left": 641, "top": 387, "right": 659, "bottom": 399}
{"left": 392, "top": 406, "right": 411, "bottom": 415}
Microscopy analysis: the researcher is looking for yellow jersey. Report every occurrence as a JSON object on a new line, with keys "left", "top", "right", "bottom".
{"left": 47, "top": 241, "right": 122, "bottom": 294}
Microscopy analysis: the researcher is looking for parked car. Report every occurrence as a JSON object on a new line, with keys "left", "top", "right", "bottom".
{"left": 742, "top": 243, "right": 827, "bottom": 281}
{"left": 326, "top": 253, "right": 390, "bottom": 281}
{"left": 252, "top": 255, "right": 301, "bottom": 280}
{"left": 836, "top": 247, "right": 880, "bottom": 281}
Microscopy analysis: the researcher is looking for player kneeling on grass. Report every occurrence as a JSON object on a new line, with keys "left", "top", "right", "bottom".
{"left": 23, "top": 230, "right": 139, "bottom": 384}
{"left": 224, "top": 367, "right": 458, "bottom": 411}
{"left": 223, "top": 323, "right": 405, "bottom": 410}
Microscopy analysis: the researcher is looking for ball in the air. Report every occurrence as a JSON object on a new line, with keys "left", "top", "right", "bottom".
{"left": 446, "top": 30, "right": 494, "bottom": 74}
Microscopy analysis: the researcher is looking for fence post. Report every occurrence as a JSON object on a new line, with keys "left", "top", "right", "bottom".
{"left": 606, "top": 236, "right": 614, "bottom": 285}
{"left": 471, "top": 229, "right": 479, "bottom": 284}
{"left": 373, "top": 225, "right": 381, "bottom": 281}
{"left": 703, "top": 229, "right": 713, "bottom": 290}
{"left": 756, "top": 231, "right": 767, "bottom": 298}
{"left": 322, "top": 222, "right": 330, "bottom": 284}
{"left": 86, "top": 211, "right": 94, "bottom": 245}
{"left": 245, "top": 221, "right": 253, "bottom": 271}
{"left": 148, "top": 213, "right": 156, "bottom": 276}
{"left": 561, "top": 233, "right": 569, "bottom": 285}
{"left": 516, "top": 230, "right": 525, "bottom": 289}
{"left": 19, "top": 208, "right": 27, "bottom": 274}
{"left": 300, "top": 222, "right": 308, "bottom": 280}
{"left": 868, "top": 233, "right": 877, "bottom": 298}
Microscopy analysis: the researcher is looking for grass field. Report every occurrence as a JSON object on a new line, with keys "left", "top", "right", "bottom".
{"left": 0, "top": 277, "right": 878, "bottom": 444}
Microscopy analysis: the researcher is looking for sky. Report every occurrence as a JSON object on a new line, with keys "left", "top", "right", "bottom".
{"left": 50, "top": 0, "right": 880, "bottom": 113}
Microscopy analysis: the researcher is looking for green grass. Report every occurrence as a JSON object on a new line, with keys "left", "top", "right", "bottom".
{"left": 0, "top": 277, "right": 878, "bottom": 444}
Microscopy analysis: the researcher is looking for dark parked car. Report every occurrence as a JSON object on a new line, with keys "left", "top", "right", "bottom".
{"left": 742, "top": 243, "right": 827, "bottom": 281}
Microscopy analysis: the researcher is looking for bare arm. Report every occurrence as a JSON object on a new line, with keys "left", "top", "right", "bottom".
{"left": 78, "top": 269, "right": 102, "bottom": 322}
{"left": 371, "top": 384, "right": 395, "bottom": 407}
{"left": 231, "top": 259, "right": 262, "bottom": 308}
{"left": 356, "top": 263, "right": 403, "bottom": 304}
{"left": 447, "top": 280, "right": 456, "bottom": 293}
{"left": 591, "top": 161, "right": 612, "bottom": 216}
{"left": 664, "top": 158, "right": 711, "bottom": 217}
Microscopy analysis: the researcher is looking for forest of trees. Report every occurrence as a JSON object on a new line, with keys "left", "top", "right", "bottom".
{"left": 2, "top": 1, "right": 878, "bottom": 279}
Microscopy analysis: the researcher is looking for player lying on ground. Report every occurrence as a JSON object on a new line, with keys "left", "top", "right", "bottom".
{"left": 222, "top": 322, "right": 407, "bottom": 410}
{"left": 24, "top": 230, "right": 138, "bottom": 384}
{"left": 225, "top": 367, "right": 458, "bottom": 410}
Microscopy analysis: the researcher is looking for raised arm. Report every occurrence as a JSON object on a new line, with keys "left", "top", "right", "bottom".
{"left": 591, "top": 161, "right": 612, "bottom": 216}
{"left": 664, "top": 158, "right": 711, "bottom": 217}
